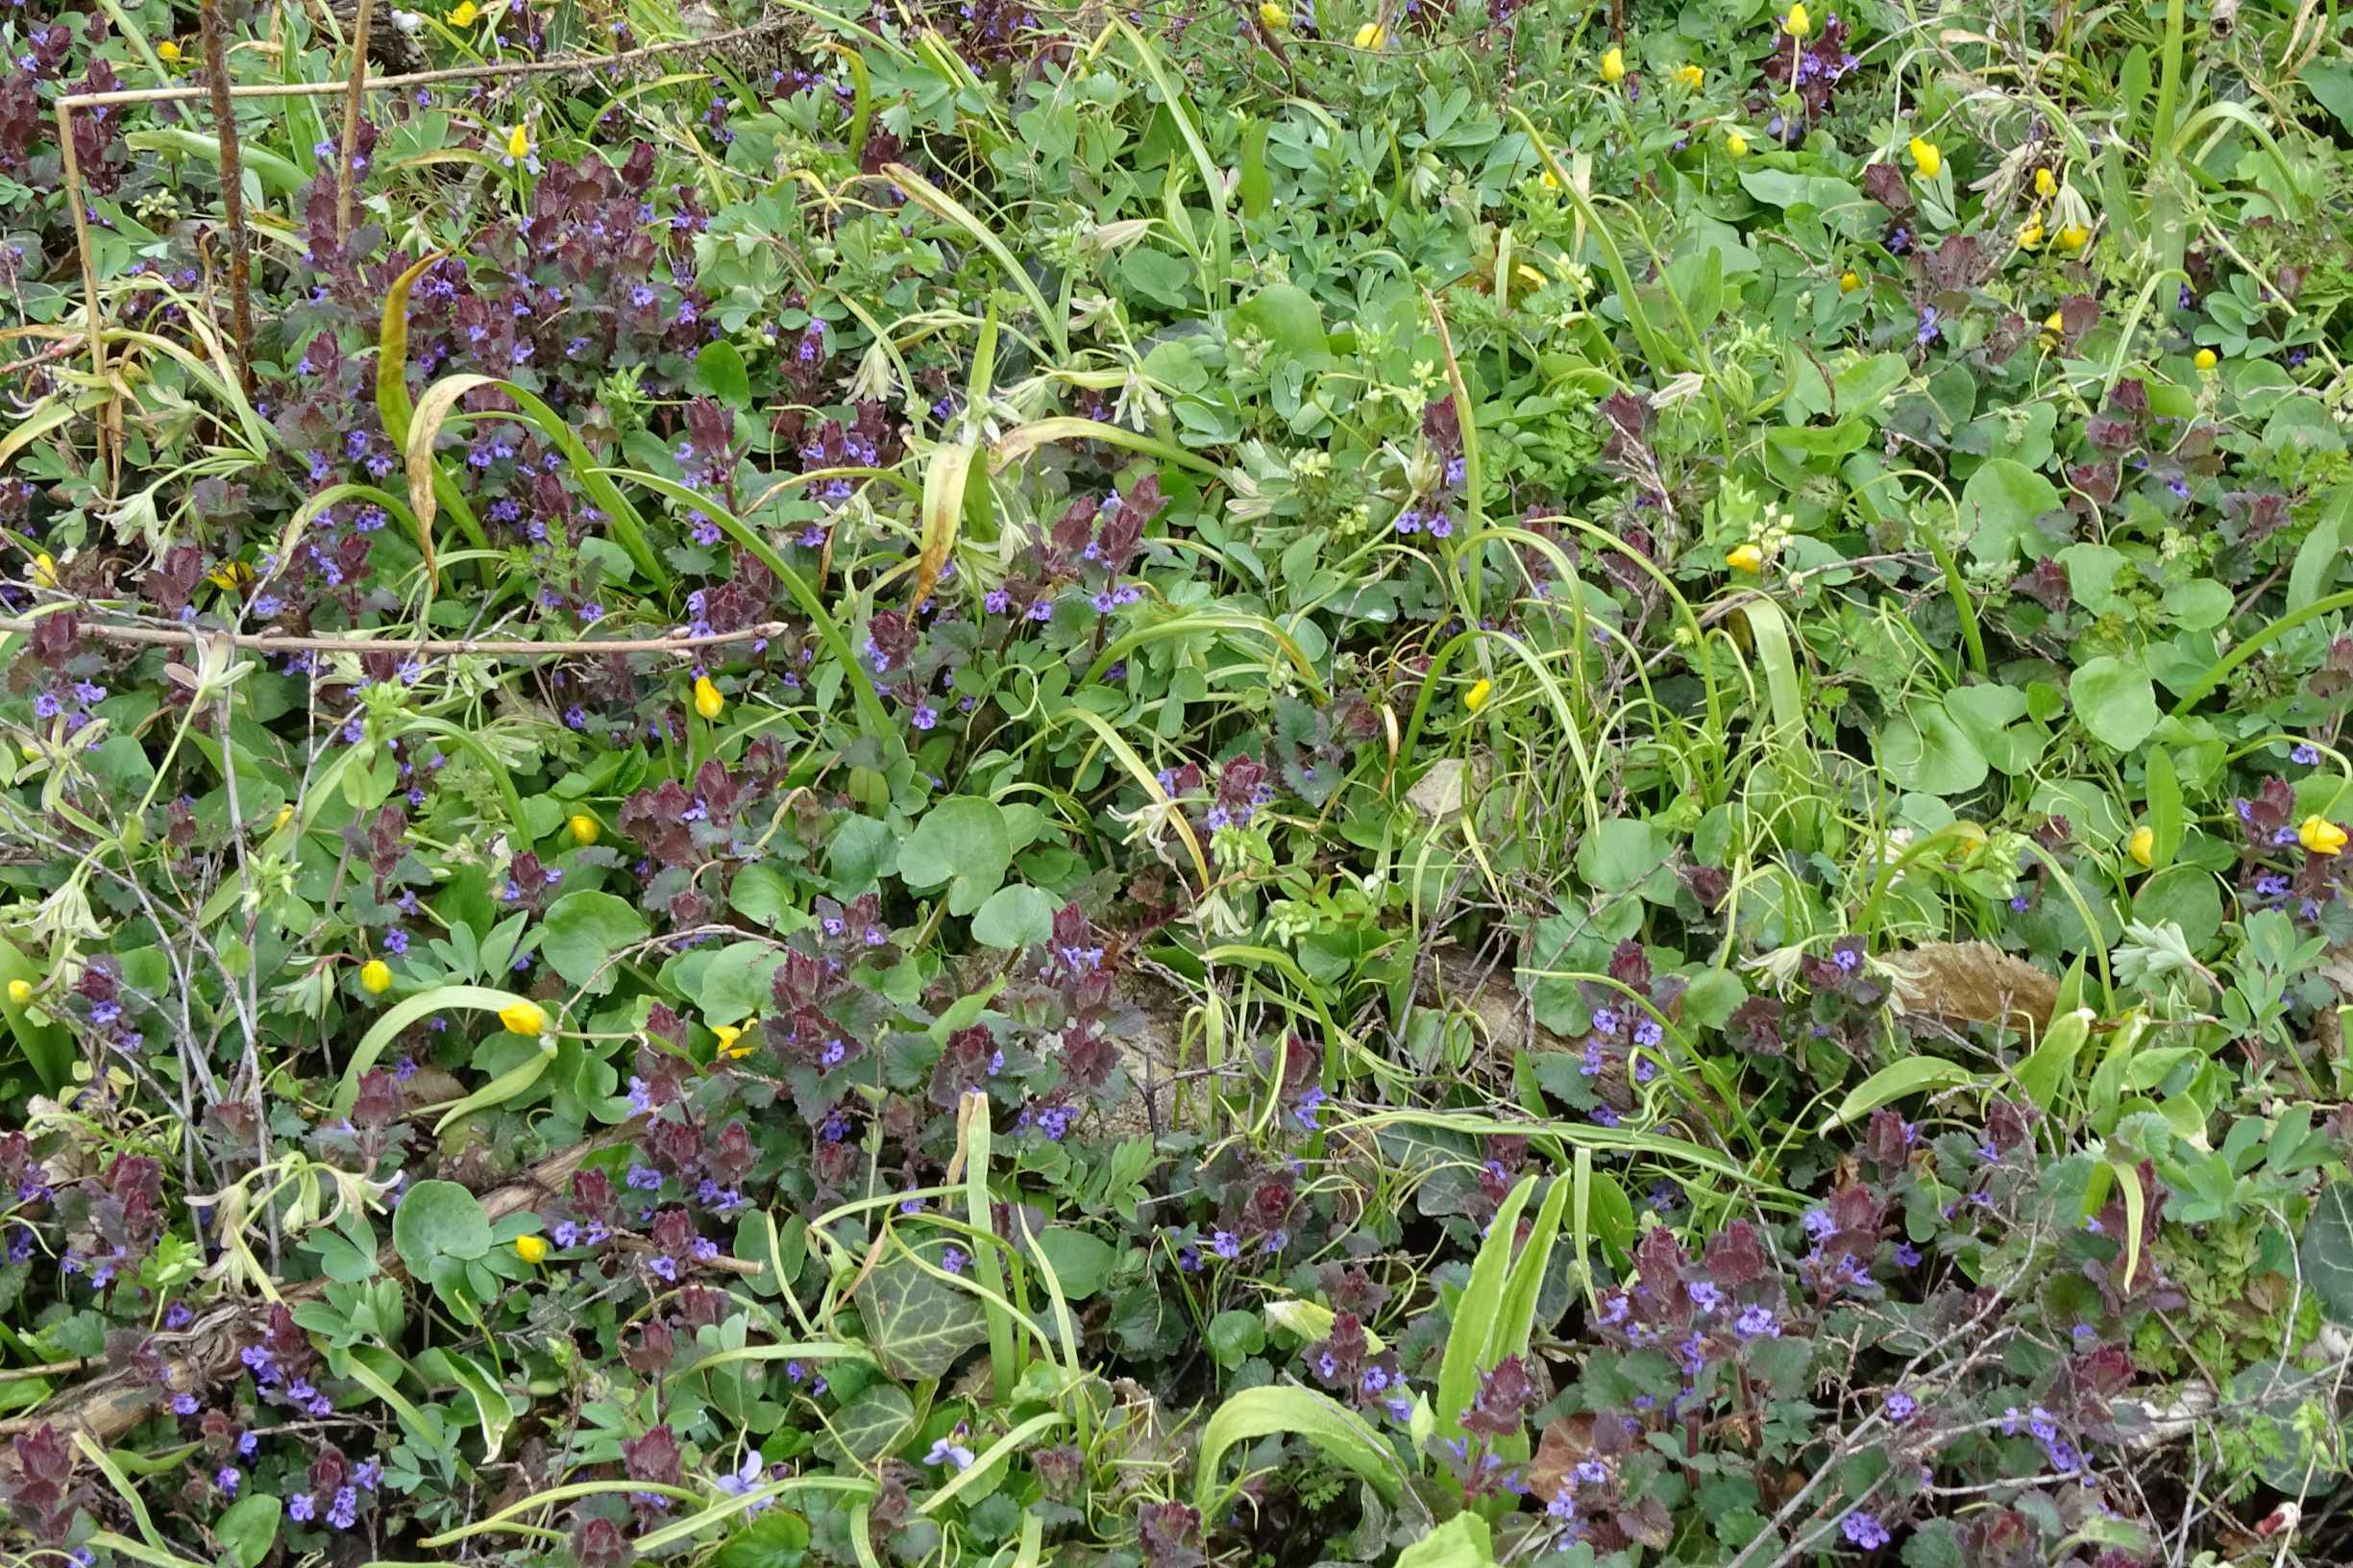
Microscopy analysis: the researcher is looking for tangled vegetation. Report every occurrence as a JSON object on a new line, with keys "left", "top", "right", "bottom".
{"left": 2, "top": 0, "right": 2353, "bottom": 1562}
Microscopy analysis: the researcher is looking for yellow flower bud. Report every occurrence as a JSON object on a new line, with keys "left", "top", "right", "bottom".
{"left": 1600, "top": 47, "right": 1626, "bottom": 83}
{"left": 1465, "top": 678, "right": 1492, "bottom": 713}
{"left": 1908, "top": 137, "right": 1941, "bottom": 179}
{"left": 1259, "top": 1, "right": 1287, "bottom": 25}
{"left": 505, "top": 125, "right": 531, "bottom": 161}
{"left": 570, "top": 813, "right": 600, "bottom": 845}
{"left": 1725, "top": 132, "right": 1749, "bottom": 157}
{"left": 2194, "top": 348, "right": 2218, "bottom": 370}
{"left": 156, "top": 39, "right": 181, "bottom": 62}
{"left": 500, "top": 1000, "right": 548, "bottom": 1037}
{"left": 1783, "top": 2, "right": 1809, "bottom": 35}
{"left": 2054, "top": 223, "right": 2089, "bottom": 252}
{"left": 448, "top": 0, "right": 478, "bottom": 22}
{"left": 29, "top": 553, "right": 55, "bottom": 589}
{"left": 6, "top": 979, "right": 31, "bottom": 1006}
{"left": 2300, "top": 816, "right": 2348, "bottom": 856}
{"left": 2044, "top": 310, "right": 2066, "bottom": 337}
{"left": 693, "top": 674, "right": 724, "bottom": 721}
{"left": 274, "top": 803, "right": 296, "bottom": 832}
{"left": 360, "top": 959, "right": 393, "bottom": 994}
{"left": 2034, "top": 167, "right": 2056, "bottom": 197}
{"left": 2126, "top": 825, "right": 2153, "bottom": 868}
{"left": 1353, "top": 21, "right": 1385, "bottom": 47}
{"left": 515, "top": 1235, "right": 549, "bottom": 1263}
{"left": 1675, "top": 63, "right": 1703, "bottom": 88}
{"left": 1839, "top": 270, "right": 1861, "bottom": 292}
{"left": 2017, "top": 219, "right": 2043, "bottom": 250}
{"left": 1728, "top": 543, "right": 1765, "bottom": 573}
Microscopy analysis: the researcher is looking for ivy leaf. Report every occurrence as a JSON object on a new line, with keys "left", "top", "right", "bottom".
{"left": 863, "top": 1243, "right": 990, "bottom": 1379}
{"left": 2298, "top": 1179, "right": 2353, "bottom": 1324}
{"left": 822, "top": 1383, "right": 916, "bottom": 1464}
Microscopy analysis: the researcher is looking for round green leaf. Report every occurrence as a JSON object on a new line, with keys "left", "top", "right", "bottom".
{"left": 539, "top": 890, "right": 651, "bottom": 992}
{"left": 2068, "top": 657, "right": 2161, "bottom": 753}
{"left": 392, "top": 1179, "right": 493, "bottom": 1274}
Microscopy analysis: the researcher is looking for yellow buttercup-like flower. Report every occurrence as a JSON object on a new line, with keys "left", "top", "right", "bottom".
{"left": 570, "top": 813, "right": 600, "bottom": 845}
{"left": 1354, "top": 21, "right": 1385, "bottom": 47}
{"left": 505, "top": 125, "right": 531, "bottom": 161}
{"left": 2017, "top": 219, "right": 2044, "bottom": 250}
{"left": 713, "top": 1022, "right": 752, "bottom": 1058}
{"left": 500, "top": 1000, "right": 548, "bottom": 1037}
{"left": 2194, "top": 348, "right": 2218, "bottom": 371}
{"left": 2301, "top": 816, "right": 2348, "bottom": 855}
{"left": 1600, "top": 47, "right": 1626, "bottom": 83}
{"left": 448, "top": 0, "right": 478, "bottom": 23}
{"left": 693, "top": 674, "right": 724, "bottom": 720}
{"left": 274, "top": 803, "right": 296, "bottom": 831}
{"left": 2034, "top": 167, "right": 2056, "bottom": 197}
{"left": 1675, "top": 63, "right": 1703, "bottom": 88}
{"left": 2126, "top": 826, "right": 2153, "bottom": 868}
{"left": 1725, "top": 131, "right": 1749, "bottom": 157}
{"left": 2043, "top": 310, "right": 2066, "bottom": 338}
{"left": 1783, "top": 3, "right": 1810, "bottom": 35}
{"left": 208, "top": 559, "right": 254, "bottom": 591}
{"left": 1839, "top": 270, "right": 1861, "bottom": 292}
{"left": 1259, "top": 1, "right": 1288, "bottom": 24}
{"left": 2054, "top": 223, "right": 2089, "bottom": 252}
{"left": 515, "top": 1235, "right": 549, "bottom": 1263}
{"left": 1728, "top": 543, "right": 1765, "bottom": 573}
{"left": 360, "top": 959, "right": 393, "bottom": 994}
{"left": 6, "top": 980, "right": 31, "bottom": 1006}
{"left": 1908, "top": 137, "right": 1941, "bottom": 179}
{"left": 156, "top": 39, "right": 181, "bottom": 62}
{"left": 1464, "top": 678, "right": 1492, "bottom": 713}
{"left": 29, "top": 553, "right": 56, "bottom": 589}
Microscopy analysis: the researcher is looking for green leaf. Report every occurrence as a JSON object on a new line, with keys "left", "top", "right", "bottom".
{"left": 1396, "top": 1513, "right": 1497, "bottom": 1568}
{"left": 1821, "top": 1057, "right": 1981, "bottom": 1135}
{"left": 968, "top": 884, "right": 1058, "bottom": 949}
{"left": 539, "top": 890, "right": 650, "bottom": 992}
{"left": 1880, "top": 698, "right": 1988, "bottom": 796}
{"left": 1207, "top": 1309, "right": 1265, "bottom": 1367}
{"left": 716, "top": 1507, "right": 812, "bottom": 1568}
{"left": 2069, "top": 657, "right": 2161, "bottom": 752}
{"left": 1959, "top": 457, "right": 2061, "bottom": 565}
{"left": 694, "top": 340, "right": 752, "bottom": 406}
{"left": 392, "top": 1180, "right": 492, "bottom": 1275}
{"left": 1232, "top": 283, "right": 1330, "bottom": 365}
{"left": 1029, "top": 1228, "right": 1116, "bottom": 1300}
{"left": 826, "top": 1383, "right": 916, "bottom": 1464}
{"left": 2298, "top": 1179, "right": 2353, "bottom": 1324}
{"left": 215, "top": 1493, "right": 282, "bottom": 1568}
{"left": 863, "top": 1244, "right": 991, "bottom": 1379}
{"left": 896, "top": 797, "right": 1013, "bottom": 917}
{"left": 1194, "top": 1384, "right": 1404, "bottom": 1516}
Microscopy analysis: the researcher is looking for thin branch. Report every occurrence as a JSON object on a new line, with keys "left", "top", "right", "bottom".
{"left": 0, "top": 612, "right": 793, "bottom": 659}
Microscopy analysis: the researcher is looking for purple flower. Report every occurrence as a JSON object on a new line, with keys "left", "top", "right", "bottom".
{"left": 288, "top": 1492, "right": 315, "bottom": 1522}
{"left": 1211, "top": 1230, "right": 1240, "bottom": 1260}
{"left": 2293, "top": 744, "right": 2321, "bottom": 765}
{"left": 925, "top": 1438, "right": 974, "bottom": 1470}
{"left": 1885, "top": 1390, "right": 1916, "bottom": 1419}
{"left": 1733, "top": 1305, "right": 1778, "bottom": 1338}
{"left": 328, "top": 1485, "right": 358, "bottom": 1529}
{"left": 215, "top": 1466, "right": 240, "bottom": 1495}
{"left": 1892, "top": 1240, "right": 1921, "bottom": 1267}
{"left": 171, "top": 1393, "right": 199, "bottom": 1415}
{"left": 1842, "top": 1512, "right": 1889, "bottom": 1549}
{"left": 942, "top": 1245, "right": 968, "bottom": 1276}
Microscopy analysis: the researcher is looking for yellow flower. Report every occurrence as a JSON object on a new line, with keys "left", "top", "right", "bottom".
{"left": 1725, "top": 131, "right": 1749, "bottom": 157}
{"left": 29, "top": 553, "right": 55, "bottom": 589}
{"left": 570, "top": 813, "right": 600, "bottom": 845}
{"left": 1259, "top": 1, "right": 1287, "bottom": 25}
{"left": 448, "top": 0, "right": 478, "bottom": 22}
{"left": 1727, "top": 542, "right": 1765, "bottom": 573}
{"left": 1540, "top": 167, "right": 1561, "bottom": 189}
{"left": 360, "top": 959, "right": 393, "bottom": 994}
{"left": 500, "top": 1000, "right": 548, "bottom": 1037}
{"left": 1839, "top": 270, "right": 1861, "bottom": 292}
{"left": 1354, "top": 21, "right": 1385, "bottom": 47}
{"left": 1464, "top": 678, "right": 1492, "bottom": 713}
{"left": 274, "top": 803, "right": 296, "bottom": 831}
{"left": 2301, "top": 816, "right": 2348, "bottom": 856}
{"left": 515, "top": 1235, "right": 549, "bottom": 1263}
{"left": 1908, "top": 136, "right": 1941, "bottom": 179}
{"left": 1600, "top": 47, "right": 1626, "bottom": 83}
{"left": 2194, "top": 348, "right": 2218, "bottom": 370}
{"left": 208, "top": 559, "right": 253, "bottom": 591}
{"left": 1675, "top": 63, "right": 1703, "bottom": 88}
{"left": 505, "top": 125, "right": 531, "bottom": 161}
{"left": 2043, "top": 310, "right": 2066, "bottom": 337}
{"left": 2017, "top": 219, "right": 2043, "bottom": 249}
{"left": 2054, "top": 223, "right": 2089, "bottom": 252}
{"left": 6, "top": 980, "right": 30, "bottom": 1006}
{"left": 2126, "top": 825, "right": 2153, "bottom": 868}
{"left": 2034, "top": 167, "right": 2056, "bottom": 197}
{"left": 156, "top": 38, "right": 181, "bottom": 62}
{"left": 712, "top": 1022, "right": 750, "bottom": 1058}
{"left": 1783, "top": 2, "right": 1809, "bottom": 35}
{"left": 693, "top": 674, "right": 724, "bottom": 721}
